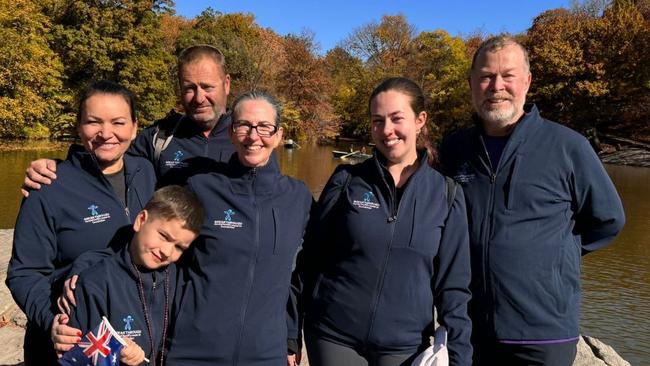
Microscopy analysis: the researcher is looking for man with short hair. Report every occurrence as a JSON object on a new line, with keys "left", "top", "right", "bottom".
{"left": 440, "top": 35, "right": 625, "bottom": 366}
{"left": 129, "top": 44, "right": 234, "bottom": 185}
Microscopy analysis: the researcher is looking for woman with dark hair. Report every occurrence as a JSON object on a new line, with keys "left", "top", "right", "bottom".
{"left": 7, "top": 80, "right": 156, "bottom": 365}
{"left": 295, "top": 77, "right": 473, "bottom": 365}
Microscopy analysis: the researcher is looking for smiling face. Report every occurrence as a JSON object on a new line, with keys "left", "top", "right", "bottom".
{"left": 77, "top": 93, "right": 138, "bottom": 174}
{"left": 130, "top": 210, "right": 198, "bottom": 270}
{"left": 230, "top": 99, "right": 283, "bottom": 168}
{"left": 370, "top": 90, "right": 426, "bottom": 168}
{"left": 470, "top": 43, "right": 532, "bottom": 135}
{"left": 180, "top": 57, "right": 231, "bottom": 133}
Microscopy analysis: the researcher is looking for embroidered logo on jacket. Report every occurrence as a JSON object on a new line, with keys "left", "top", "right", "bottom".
{"left": 214, "top": 208, "right": 243, "bottom": 229}
{"left": 453, "top": 162, "right": 475, "bottom": 183}
{"left": 117, "top": 314, "right": 142, "bottom": 339}
{"left": 164, "top": 150, "right": 189, "bottom": 168}
{"left": 83, "top": 204, "right": 111, "bottom": 224}
{"left": 353, "top": 191, "right": 380, "bottom": 210}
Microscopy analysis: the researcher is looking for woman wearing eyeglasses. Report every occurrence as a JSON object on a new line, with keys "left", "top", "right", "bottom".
{"left": 166, "top": 91, "right": 313, "bottom": 366}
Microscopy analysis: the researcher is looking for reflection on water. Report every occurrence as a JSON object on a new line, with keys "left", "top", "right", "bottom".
{"left": 0, "top": 147, "right": 68, "bottom": 228}
{"left": 581, "top": 165, "right": 650, "bottom": 365}
{"left": 0, "top": 144, "right": 648, "bottom": 364}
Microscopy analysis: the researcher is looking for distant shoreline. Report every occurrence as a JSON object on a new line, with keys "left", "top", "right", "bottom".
{"left": 0, "top": 139, "right": 648, "bottom": 168}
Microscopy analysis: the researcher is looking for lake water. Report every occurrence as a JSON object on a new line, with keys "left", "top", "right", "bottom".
{"left": 1, "top": 142, "right": 648, "bottom": 364}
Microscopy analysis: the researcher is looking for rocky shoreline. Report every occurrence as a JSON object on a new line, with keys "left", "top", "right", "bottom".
{"left": 0, "top": 229, "right": 632, "bottom": 365}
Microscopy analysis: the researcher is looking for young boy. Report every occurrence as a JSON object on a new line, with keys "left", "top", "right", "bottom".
{"left": 66, "top": 185, "right": 203, "bottom": 366}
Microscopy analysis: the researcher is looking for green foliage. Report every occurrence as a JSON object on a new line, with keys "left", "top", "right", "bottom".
{"left": 407, "top": 30, "right": 472, "bottom": 139}
{"left": 335, "top": 17, "right": 473, "bottom": 141}
{"left": 23, "top": 123, "right": 51, "bottom": 139}
{"left": 0, "top": 0, "right": 67, "bottom": 138}
{"left": 47, "top": 0, "right": 175, "bottom": 129}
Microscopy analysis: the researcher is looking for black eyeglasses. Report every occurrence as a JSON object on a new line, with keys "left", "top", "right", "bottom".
{"left": 232, "top": 121, "right": 278, "bottom": 137}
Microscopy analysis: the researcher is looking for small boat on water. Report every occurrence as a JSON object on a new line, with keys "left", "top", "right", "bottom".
{"left": 284, "top": 139, "right": 300, "bottom": 148}
{"left": 332, "top": 150, "right": 372, "bottom": 160}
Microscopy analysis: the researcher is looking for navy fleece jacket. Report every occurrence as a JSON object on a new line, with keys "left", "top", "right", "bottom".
{"left": 129, "top": 112, "right": 235, "bottom": 185}
{"left": 166, "top": 154, "right": 313, "bottom": 366}
{"left": 7, "top": 147, "right": 155, "bottom": 333}
{"left": 70, "top": 243, "right": 174, "bottom": 363}
{"left": 296, "top": 151, "right": 472, "bottom": 365}
{"left": 439, "top": 104, "right": 625, "bottom": 342}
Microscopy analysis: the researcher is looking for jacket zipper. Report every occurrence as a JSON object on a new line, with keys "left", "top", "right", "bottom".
{"left": 233, "top": 168, "right": 259, "bottom": 366}
{"left": 94, "top": 155, "right": 133, "bottom": 222}
{"left": 478, "top": 136, "right": 496, "bottom": 327}
{"left": 365, "top": 170, "right": 403, "bottom": 344}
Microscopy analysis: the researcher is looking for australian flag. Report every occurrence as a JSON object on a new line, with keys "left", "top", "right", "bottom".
{"left": 59, "top": 317, "right": 126, "bottom": 366}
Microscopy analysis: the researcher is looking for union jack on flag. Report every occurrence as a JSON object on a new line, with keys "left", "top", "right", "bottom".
{"left": 59, "top": 317, "right": 127, "bottom": 366}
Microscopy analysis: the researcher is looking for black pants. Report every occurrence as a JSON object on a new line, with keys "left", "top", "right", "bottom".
{"left": 305, "top": 331, "right": 418, "bottom": 366}
{"left": 474, "top": 339, "right": 578, "bottom": 366}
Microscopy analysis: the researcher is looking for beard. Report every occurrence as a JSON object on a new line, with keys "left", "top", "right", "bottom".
{"left": 474, "top": 94, "right": 525, "bottom": 125}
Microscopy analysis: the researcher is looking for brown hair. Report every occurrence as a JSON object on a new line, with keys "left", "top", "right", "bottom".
{"left": 369, "top": 77, "right": 438, "bottom": 167}
{"left": 177, "top": 44, "right": 227, "bottom": 77}
{"left": 143, "top": 185, "right": 204, "bottom": 234}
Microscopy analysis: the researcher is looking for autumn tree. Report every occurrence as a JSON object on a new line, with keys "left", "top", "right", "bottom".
{"left": 160, "top": 12, "right": 193, "bottom": 54}
{"left": 0, "top": 0, "right": 66, "bottom": 138}
{"left": 343, "top": 15, "right": 415, "bottom": 77}
{"left": 275, "top": 33, "right": 334, "bottom": 141}
{"left": 324, "top": 47, "right": 373, "bottom": 138}
{"left": 527, "top": 1, "right": 650, "bottom": 138}
{"left": 176, "top": 9, "right": 284, "bottom": 96}
{"left": 46, "top": 0, "right": 176, "bottom": 129}
{"left": 407, "top": 30, "right": 472, "bottom": 139}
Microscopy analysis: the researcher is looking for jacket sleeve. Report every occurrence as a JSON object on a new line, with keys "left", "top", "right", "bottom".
{"left": 128, "top": 125, "right": 156, "bottom": 162}
{"left": 68, "top": 278, "right": 107, "bottom": 335}
{"left": 434, "top": 186, "right": 473, "bottom": 366}
{"left": 571, "top": 139, "right": 625, "bottom": 254}
{"left": 69, "top": 248, "right": 117, "bottom": 277}
{"left": 286, "top": 191, "right": 315, "bottom": 354}
{"left": 291, "top": 165, "right": 351, "bottom": 339}
{"left": 6, "top": 194, "right": 59, "bottom": 332}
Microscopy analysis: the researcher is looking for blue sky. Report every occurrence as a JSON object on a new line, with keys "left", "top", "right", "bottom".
{"left": 174, "top": 1, "right": 573, "bottom": 53}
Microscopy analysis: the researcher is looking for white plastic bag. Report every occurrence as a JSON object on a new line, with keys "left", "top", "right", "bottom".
{"left": 411, "top": 326, "right": 448, "bottom": 366}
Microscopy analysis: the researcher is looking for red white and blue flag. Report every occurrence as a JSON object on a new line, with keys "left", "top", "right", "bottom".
{"left": 59, "top": 317, "right": 127, "bottom": 366}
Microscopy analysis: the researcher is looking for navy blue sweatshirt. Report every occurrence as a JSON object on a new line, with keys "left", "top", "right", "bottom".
{"left": 439, "top": 105, "right": 625, "bottom": 342}
{"left": 296, "top": 151, "right": 472, "bottom": 365}
{"left": 7, "top": 147, "right": 156, "bottom": 334}
{"left": 70, "top": 242, "right": 174, "bottom": 364}
{"left": 166, "top": 154, "right": 313, "bottom": 366}
{"left": 129, "top": 112, "right": 235, "bottom": 186}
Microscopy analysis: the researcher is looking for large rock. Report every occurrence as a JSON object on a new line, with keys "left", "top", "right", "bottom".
{"left": 575, "top": 335, "right": 631, "bottom": 366}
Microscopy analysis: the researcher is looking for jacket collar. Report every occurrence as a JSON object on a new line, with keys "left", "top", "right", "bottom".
{"left": 225, "top": 152, "right": 280, "bottom": 196}
{"left": 67, "top": 144, "right": 142, "bottom": 186}
{"left": 470, "top": 104, "right": 542, "bottom": 171}
{"left": 371, "top": 148, "right": 429, "bottom": 189}
{"left": 178, "top": 110, "right": 232, "bottom": 138}
{"left": 472, "top": 103, "right": 540, "bottom": 140}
